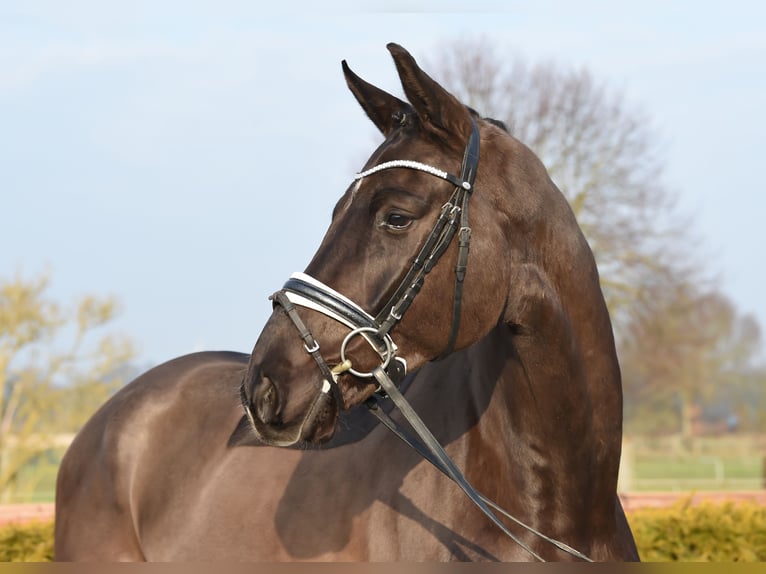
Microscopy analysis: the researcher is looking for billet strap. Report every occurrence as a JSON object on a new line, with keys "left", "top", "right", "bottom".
{"left": 439, "top": 116, "right": 479, "bottom": 355}
{"left": 440, "top": 193, "right": 472, "bottom": 357}
{"left": 363, "top": 117, "right": 481, "bottom": 355}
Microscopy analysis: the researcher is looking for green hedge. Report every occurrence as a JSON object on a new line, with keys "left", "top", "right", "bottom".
{"left": 0, "top": 520, "right": 54, "bottom": 562}
{"left": 2, "top": 500, "right": 766, "bottom": 562}
{"left": 629, "top": 498, "right": 766, "bottom": 561}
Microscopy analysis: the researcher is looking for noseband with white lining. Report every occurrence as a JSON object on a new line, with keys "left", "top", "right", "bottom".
{"left": 262, "top": 116, "right": 592, "bottom": 561}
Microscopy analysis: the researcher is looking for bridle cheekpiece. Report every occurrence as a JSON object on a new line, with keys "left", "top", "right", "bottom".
{"left": 271, "top": 116, "right": 480, "bottom": 394}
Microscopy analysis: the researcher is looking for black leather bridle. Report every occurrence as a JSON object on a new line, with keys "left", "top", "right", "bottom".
{"left": 276, "top": 116, "right": 481, "bottom": 385}
{"left": 263, "top": 117, "right": 592, "bottom": 562}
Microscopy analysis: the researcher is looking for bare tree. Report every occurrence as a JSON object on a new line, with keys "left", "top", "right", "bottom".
{"left": 427, "top": 38, "right": 766, "bottom": 437}
{"left": 0, "top": 272, "right": 134, "bottom": 502}
{"left": 428, "top": 37, "right": 698, "bottom": 333}
{"left": 619, "top": 284, "right": 764, "bottom": 436}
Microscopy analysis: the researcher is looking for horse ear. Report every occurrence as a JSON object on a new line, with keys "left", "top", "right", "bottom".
{"left": 387, "top": 43, "right": 472, "bottom": 142}
{"left": 342, "top": 60, "right": 411, "bottom": 136}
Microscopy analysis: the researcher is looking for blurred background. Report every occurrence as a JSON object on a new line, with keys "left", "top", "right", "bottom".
{"left": 2, "top": 0, "right": 765, "bottom": 514}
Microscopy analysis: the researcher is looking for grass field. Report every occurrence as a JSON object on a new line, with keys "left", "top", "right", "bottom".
{"left": 628, "top": 436, "right": 764, "bottom": 491}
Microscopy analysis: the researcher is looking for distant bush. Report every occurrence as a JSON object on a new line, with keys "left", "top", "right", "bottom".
{"left": 0, "top": 520, "right": 54, "bottom": 562}
{"left": 629, "top": 498, "right": 766, "bottom": 561}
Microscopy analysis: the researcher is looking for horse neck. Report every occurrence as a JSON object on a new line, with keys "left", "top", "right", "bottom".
{"left": 535, "top": 198, "right": 623, "bottom": 446}
{"left": 481, "top": 170, "right": 625, "bottom": 511}
{"left": 496, "top": 151, "right": 623, "bottom": 441}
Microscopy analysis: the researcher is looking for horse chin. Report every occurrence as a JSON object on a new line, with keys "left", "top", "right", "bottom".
{"left": 335, "top": 374, "right": 380, "bottom": 409}
{"left": 243, "top": 386, "right": 339, "bottom": 448}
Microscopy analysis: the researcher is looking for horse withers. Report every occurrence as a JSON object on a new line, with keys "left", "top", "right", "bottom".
{"left": 55, "top": 43, "right": 639, "bottom": 561}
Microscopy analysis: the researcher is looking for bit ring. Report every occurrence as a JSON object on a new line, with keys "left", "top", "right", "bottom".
{"left": 339, "top": 327, "right": 393, "bottom": 378}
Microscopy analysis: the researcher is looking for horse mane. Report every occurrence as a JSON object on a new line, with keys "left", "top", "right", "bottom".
{"left": 466, "top": 105, "right": 510, "bottom": 134}
{"left": 485, "top": 117, "right": 509, "bottom": 133}
{"left": 393, "top": 107, "right": 509, "bottom": 136}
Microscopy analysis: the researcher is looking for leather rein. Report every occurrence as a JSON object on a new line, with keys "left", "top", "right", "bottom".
{"left": 265, "top": 117, "right": 592, "bottom": 562}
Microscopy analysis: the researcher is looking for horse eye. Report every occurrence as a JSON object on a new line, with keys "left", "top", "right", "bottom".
{"left": 384, "top": 213, "right": 413, "bottom": 230}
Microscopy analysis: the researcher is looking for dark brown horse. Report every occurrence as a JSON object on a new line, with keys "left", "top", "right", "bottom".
{"left": 55, "top": 43, "right": 639, "bottom": 561}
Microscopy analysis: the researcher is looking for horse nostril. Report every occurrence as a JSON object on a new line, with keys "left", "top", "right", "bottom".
{"left": 254, "top": 376, "right": 281, "bottom": 425}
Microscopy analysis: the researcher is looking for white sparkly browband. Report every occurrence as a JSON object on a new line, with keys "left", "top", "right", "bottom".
{"left": 354, "top": 159, "right": 470, "bottom": 190}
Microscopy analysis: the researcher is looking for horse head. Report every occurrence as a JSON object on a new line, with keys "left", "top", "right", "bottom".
{"left": 241, "top": 43, "right": 605, "bottom": 448}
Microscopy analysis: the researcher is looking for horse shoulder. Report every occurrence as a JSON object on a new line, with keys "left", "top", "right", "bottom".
{"left": 55, "top": 351, "right": 250, "bottom": 561}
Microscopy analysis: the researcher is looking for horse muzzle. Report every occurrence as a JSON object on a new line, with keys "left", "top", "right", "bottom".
{"left": 241, "top": 273, "right": 408, "bottom": 447}
{"left": 242, "top": 366, "right": 339, "bottom": 447}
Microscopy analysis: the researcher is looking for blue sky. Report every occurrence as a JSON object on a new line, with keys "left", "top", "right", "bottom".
{"left": 2, "top": 1, "right": 764, "bottom": 366}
